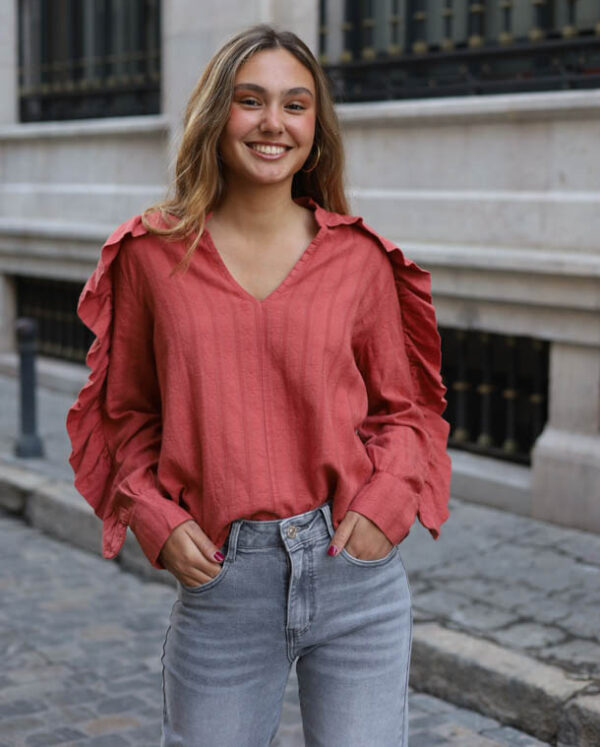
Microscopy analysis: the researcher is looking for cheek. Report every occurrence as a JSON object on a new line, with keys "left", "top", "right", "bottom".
{"left": 223, "top": 108, "right": 253, "bottom": 142}
{"left": 292, "top": 114, "right": 316, "bottom": 144}
{"left": 305, "top": 112, "right": 317, "bottom": 140}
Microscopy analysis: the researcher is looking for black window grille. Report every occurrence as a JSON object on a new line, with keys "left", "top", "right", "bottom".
{"left": 15, "top": 275, "right": 93, "bottom": 364}
{"left": 440, "top": 326, "right": 549, "bottom": 464}
{"left": 320, "top": 0, "right": 600, "bottom": 101}
{"left": 18, "top": 0, "right": 161, "bottom": 122}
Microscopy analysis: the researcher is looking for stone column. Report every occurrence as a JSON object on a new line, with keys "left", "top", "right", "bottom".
{"left": 0, "top": 275, "right": 16, "bottom": 353}
{"left": 0, "top": 0, "right": 17, "bottom": 123}
{"left": 531, "top": 342, "right": 600, "bottom": 532}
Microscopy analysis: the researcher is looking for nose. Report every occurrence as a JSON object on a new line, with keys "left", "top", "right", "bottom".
{"left": 259, "top": 103, "right": 283, "bottom": 133}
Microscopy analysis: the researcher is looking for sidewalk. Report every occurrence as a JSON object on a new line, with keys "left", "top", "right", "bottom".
{"left": 1, "top": 366, "right": 599, "bottom": 746}
{"left": 0, "top": 508, "right": 551, "bottom": 746}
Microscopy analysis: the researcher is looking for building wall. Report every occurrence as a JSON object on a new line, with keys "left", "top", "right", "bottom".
{"left": 337, "top": 92, "right": 600, "bottom": 532}
{"left": 0, "top": 0, "right": 598, "bottom": 533}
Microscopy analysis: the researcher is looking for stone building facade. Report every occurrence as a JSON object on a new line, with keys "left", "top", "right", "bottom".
{"left": 1, "top": 0, "right": 598, "bottom": 533}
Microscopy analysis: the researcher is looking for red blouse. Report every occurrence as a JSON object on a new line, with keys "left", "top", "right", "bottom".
{"left": 65, "top": 196, "right": 451, "bottom": 570}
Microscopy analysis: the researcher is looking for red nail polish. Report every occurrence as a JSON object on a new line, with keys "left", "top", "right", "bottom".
{"left": 214, "top": 551, "right": 224, "bottom": 562}
{"left": 328, "top": 545, "right": 338, "bottom": 556}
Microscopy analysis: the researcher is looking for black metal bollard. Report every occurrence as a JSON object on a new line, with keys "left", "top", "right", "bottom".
{"left": 14, "top": 317, "right": 44, "bottom": 458}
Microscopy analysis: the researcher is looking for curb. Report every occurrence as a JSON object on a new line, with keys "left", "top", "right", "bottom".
{"left": 410, "top": 623, "right": 599, "bottom": 746}
{"left": 0, "top": 459, "right": 173, "bottom": 587}
{"left": 0, "top": 459, "right": 598, "bottom": 746}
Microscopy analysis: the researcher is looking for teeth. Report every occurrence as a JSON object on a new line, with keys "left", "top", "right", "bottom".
{"left": 249, "top": 143, "right": 287, "bottom": 155}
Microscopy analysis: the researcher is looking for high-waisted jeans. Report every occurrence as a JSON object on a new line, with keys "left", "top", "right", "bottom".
{"left": 160, "top": 499, "right": 413, "bottom": 746}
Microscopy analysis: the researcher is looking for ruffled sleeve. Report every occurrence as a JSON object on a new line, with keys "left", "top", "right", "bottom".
{"left": 65, "top": 215, "right": 193, "bottom": 569}
{"left": 384, "top": 239, "right": 452, "bottom": 539}
{"left": 332, "top": 213, "right": 452, "bottom": 541}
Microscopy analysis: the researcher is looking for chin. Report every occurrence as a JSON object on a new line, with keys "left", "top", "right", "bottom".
{"left": 246, "top": 167, "right": 296, "bottom": 184}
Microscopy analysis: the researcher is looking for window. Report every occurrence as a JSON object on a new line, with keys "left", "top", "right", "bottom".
{"left": 320, "top": 0, "right": 600, "bottom": 101}
{"left": 440, "top": 327, "right": 549, "bottom": 465}
{"left": 15, "top": 275, "right": 94, "bottom": 363}
{"left": 18, "top": 0, "right": 161, "bottom": 122}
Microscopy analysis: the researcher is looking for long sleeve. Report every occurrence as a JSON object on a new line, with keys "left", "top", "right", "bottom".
{"left": 348, "top": 257, "right": 432, "bottom": 545}
{"left": 101, "top": 242, "right": 194, "bottom": 569}
{"left": 65, "top": 216, "right": 195, "bottom": 571}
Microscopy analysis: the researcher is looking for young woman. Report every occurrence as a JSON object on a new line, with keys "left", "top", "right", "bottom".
{"left": 66, "top": 23, "right": 451, "bottom": 747}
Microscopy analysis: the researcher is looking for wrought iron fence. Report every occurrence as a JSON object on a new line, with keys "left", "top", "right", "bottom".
{"left": 18, "top": 0, "right": 161, "bottom": 122}
{"left": 320, "top": 0, "right": 600, "bottom": 100}
{"left": 15, "top": 275, "right": 93, "bottom": 363}
{"left": 440, "top": 326, "right": 549, "bottom": 464}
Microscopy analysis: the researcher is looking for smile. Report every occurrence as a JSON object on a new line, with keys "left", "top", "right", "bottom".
{"left": 246, "top": 143, "right": 291, "bottom": 159}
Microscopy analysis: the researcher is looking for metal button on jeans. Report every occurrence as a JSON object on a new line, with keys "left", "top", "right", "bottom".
{"left": 287, "top": 525, "right": 297, "bottom": 538}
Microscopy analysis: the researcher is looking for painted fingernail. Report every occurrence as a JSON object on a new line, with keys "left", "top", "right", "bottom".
{"left": 328, "top": 545, "right": 339, "bottom": 556}
{"left": 214, "top": 551, "right": 225, "bottom": 562}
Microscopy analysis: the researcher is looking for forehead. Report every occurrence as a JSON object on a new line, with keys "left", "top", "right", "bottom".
{"left": 235, "top": 48, "right": 315, "bottom": 92}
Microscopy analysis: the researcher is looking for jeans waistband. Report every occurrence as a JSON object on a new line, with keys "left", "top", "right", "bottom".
{"left": 226, "top": 499, "right": 334, "bottom": 552}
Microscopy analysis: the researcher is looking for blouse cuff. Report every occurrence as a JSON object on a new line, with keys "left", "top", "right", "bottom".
{"left": 348, "top": 470, "right": 420, "bottom": 546}
{"left": 128, "top": 495, "right": 195, "bottom": 570}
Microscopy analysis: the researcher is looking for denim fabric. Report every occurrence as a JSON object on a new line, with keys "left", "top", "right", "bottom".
{"left": 160, "top": 499, "right": 413, "bottom": 746}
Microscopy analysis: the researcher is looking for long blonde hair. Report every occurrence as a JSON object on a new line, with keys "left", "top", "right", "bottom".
{"left": 140, "top": 23, "right": 349, "bottom": 275}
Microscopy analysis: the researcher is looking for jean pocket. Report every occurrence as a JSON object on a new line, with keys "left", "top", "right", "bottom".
{"left": 180, "top": 541, "right": 231, "bottom": 594}
{"left": 340, "top": 544, "right": 399, "bottom": 568}
{"left": 324, "top": 512, "right": 399, "bottom": 568}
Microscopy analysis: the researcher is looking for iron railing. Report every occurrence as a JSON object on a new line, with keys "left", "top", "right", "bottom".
{"left": 320, "top": 0, "right": 600, "bottom": 101}
{"left": 18, "top": 0, "right": 161, "bottom": 122}
{"left": 440, "top": 327, "right": 549, "bottom": 464}
{"left": 15, "top": 276, "right": 93, "bottom": 363}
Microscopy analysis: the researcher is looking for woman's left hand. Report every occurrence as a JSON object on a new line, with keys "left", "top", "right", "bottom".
{"left": 328, "top": 510, "right": 394, "bottom": 560}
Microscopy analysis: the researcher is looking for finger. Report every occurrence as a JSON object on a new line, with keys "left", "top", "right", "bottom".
{"left": 328, "top": 512, "right": 359, "bottom": 556}
{"left": 183, "top": 533, "right": 228, "bottom": 584}
{"left": 166, "top": 526, "right": 225, "bottom": 585}
{"left": 183, "top": 522, "right": 226, "bottom": 567}
{"left": 178, "top": 567, "right": 216, "bottom": 588}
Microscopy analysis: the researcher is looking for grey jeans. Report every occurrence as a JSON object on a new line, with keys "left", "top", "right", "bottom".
{"left": 160, "top": 499, "right": 413, "bottom": 746}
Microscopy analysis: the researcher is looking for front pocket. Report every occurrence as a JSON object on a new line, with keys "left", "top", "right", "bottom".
{"left": 180, "top": 540, "right": 231, "bottom": 593}
{"left": 323, "top": 510, "right": 399, "bottom": 568}
{"left": 340, "top": 544, "right": 399, "bottom": 568}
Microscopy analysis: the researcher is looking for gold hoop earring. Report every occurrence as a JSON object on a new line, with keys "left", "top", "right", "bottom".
{"left": 302, "top": 143, "right": 321, "bottom": 173}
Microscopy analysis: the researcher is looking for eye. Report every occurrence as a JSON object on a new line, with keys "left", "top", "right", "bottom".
{"left": 240, "top": 97, "right": 260, "bottom": 106}
{"left": 286, "top": 103, "right": 306, "bottom": 111}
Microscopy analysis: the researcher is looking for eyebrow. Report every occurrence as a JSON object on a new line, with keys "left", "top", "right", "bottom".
{"left": 234, "top": 83, "right": 314, "bottom": 99}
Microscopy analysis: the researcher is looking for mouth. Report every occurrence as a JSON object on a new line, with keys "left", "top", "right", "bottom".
{"left": 245, "top": 142, "right": 292, "bottom": 159}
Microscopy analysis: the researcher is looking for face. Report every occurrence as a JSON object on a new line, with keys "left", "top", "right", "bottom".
{"left": 218, "top": 47, "right": 317, "bottom": 189}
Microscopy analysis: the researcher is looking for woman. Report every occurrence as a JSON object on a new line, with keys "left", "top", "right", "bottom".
{"left": 66, "top": 23, "right": 451, "bottom": 747}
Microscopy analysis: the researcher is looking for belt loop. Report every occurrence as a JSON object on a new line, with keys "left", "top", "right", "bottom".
{"left": 318, "top": 500, "right": 334, "bottom": 537}
{"left": 227, "top": 520, "right": 242, "bottom": 562}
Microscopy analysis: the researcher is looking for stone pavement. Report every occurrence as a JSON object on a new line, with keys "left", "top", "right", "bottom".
{"left": 0, "top": 509, "right": 549, "bottom": 746}
{"left": 0, "top": 367, "right": 599, "bottom": 745}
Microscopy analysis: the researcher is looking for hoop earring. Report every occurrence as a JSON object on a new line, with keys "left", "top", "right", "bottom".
{"left": 302, "top": 143, "right": 321, "bottom": 173}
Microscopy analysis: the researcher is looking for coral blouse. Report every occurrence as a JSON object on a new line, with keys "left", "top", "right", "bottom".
{"left": 66, "top": 196, "right": 451, "bottom": 570}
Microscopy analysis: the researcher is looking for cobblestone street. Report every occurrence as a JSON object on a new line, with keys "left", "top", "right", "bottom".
{"left": 0, "top": 508, "right": 549, "bottom": 747}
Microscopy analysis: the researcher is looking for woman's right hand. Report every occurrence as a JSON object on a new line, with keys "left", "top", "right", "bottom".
{"left": 158, "top": 520, "right": 225, "bottom": 587}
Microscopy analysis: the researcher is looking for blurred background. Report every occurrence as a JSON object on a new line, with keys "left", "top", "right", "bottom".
{"left": 0, "top": 2, "right": 599, "bottom": 746}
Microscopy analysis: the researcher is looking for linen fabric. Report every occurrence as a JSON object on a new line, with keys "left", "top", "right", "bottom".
{"left": 65, "top": 196, "right": 451, "bottom": 570}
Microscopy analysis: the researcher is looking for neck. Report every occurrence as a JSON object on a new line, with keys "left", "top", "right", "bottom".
{"left": 210, "top": 177, "right": 303, "bottom": 238}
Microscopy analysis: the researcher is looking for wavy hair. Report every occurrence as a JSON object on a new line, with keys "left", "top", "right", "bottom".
{"left": 140, "top": 23, "right": 349, "bottom": 275}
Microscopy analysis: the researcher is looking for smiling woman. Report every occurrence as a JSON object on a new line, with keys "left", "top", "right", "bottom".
{"left": 217, "top": 48, "right": 317, "bottom": 192}
{"left": 66, "top": 21, "right": 450, "bottom": 747}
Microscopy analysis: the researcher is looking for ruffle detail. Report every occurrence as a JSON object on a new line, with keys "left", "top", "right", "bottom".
{"left": 303, "top": 197, "right": 452, "bottom": 538}
{"left": 68, "top": 198, "right": 451, "bottom": 554}
{"left": 66, "top": 214, "right": 150, "bottom": 560}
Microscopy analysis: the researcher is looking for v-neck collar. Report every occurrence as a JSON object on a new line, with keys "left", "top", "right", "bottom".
{"left": 202, "top": 196, "right": 330, "bottom": 306}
